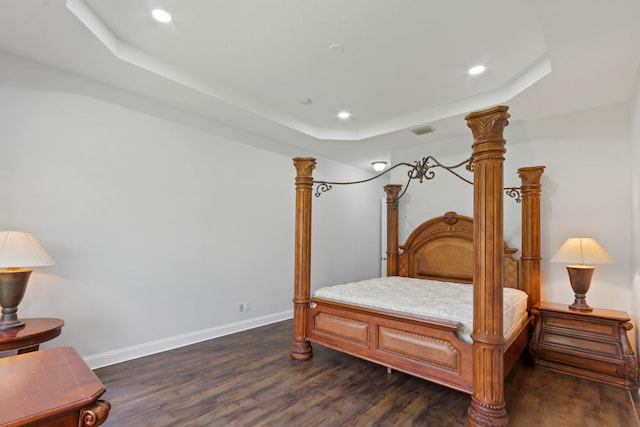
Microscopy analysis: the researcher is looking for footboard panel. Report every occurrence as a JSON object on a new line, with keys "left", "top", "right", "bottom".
{"left": 307, "top": 298, "right": 474, "bottom": 393}
{"left": 378, "top": 326, "right": 461, "bottom": 372}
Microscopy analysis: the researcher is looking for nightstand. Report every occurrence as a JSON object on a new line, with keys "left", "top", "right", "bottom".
{"left": 0, "top": 318, "right": 64, "bottom": 353}
{"left": 530, "top": 301, "right": 638, "bottom": 391}
{"left": 0, "top": 346, "right": 110, "bottom": 426}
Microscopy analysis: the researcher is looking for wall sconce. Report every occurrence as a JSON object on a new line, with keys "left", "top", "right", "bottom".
{"left": 371, "top": 161, "right": 387, "bottom": 172}
{"left": 0, "top": 232, "right": 55, "bottom": 330}
{"left": 550, "top": 237, "right": 614, "bottom": 312}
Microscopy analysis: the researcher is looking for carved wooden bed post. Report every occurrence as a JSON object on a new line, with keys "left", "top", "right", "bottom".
{"left": 290, "top": 157, "right": 316, "bottom": 361}
{"left": 519, "top": 166, "right": 545, "bottom": 311}
{"left": 466, "top": 106, "right": 510, "bottom": 427}
{"left": 384, "top": 184, "right": 402, "bottom": 276}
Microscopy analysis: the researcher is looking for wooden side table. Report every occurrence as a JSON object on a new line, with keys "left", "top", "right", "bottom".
{"left": 0, "top": 317, "right": 64, "bottom": 353}
{"left": 530, "top": 301, "right": 638, "bottom": 391}
{"left": 0, "top": 346, "right": 110, "bottom": 427}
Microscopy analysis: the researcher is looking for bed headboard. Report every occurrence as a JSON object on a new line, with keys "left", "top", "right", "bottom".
{"left": 396, "top": 211, "right": 520, "bottom": 290}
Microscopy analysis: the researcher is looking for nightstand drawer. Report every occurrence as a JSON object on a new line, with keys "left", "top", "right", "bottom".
{"left": 542, "top": 315, "right": 619, "bottom": 339}
{"left": 539, "top": 330, "right": 623, "bottom": 359}
{"left": 537, "top": 345, "right": 623, "bottom": 376}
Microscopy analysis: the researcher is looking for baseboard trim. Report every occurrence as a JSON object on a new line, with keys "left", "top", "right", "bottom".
{"left": 84, "top": 310, "right": 293, "bottom": 369}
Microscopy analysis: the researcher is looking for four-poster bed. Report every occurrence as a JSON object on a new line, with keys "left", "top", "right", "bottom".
{"left": 290, "top": 106, "right": 544, "bottom": 426}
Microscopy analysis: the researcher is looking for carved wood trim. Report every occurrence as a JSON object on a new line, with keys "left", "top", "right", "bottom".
{"left": 466, "top": 105, "right": 510, "bottom": 427}
{"left": 291, "top": 157, "right": 315, "bottom": 361}
{"left": 80, "top": 400, "right": 112, "bottom": 427}
{"left": 620, "top": 322, "right": 639, "bottom": 383}
{"left": 518, "top": 166, "right": 544, "bottom": 310}
{"left": 314, "top": 312, "right": 369, "bottom": 345}
{"left": 384, "top": 184, "right": 402, "bottom": 276}
{"left": 378, "top": 326, "right": 461, "bottom": 372}
{"left": 395, "top": 211, "right": 520, "bottom": 288}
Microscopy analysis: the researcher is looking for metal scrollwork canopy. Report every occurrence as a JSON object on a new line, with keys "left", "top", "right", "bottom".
{"left": 313, "top": 155, "right": 523, "bottom": 203}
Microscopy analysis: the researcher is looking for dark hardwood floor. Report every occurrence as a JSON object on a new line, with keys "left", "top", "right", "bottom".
{"left": 95, "top": 320, "right": 640, "bottom": 427}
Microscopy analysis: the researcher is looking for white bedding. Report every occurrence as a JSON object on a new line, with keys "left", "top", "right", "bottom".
{"left": 312, "top": 276, "right": 529, "bottom": 343}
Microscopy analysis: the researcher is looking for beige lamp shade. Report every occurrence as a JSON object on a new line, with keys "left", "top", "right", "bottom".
{"left": 0, "top": 231, "right": 55, "bottom": 268}
{"left": 550, "top": 237, "right": 614, "bottom": 266}
{"left": 551, "top": 237, "right": 613, "bottom": 312}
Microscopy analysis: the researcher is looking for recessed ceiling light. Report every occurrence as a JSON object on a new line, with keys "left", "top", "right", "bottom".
{"left": 468, "top": 65, "right": 485, "bottom": 75}
{"left": 329, "top": 44, "right": 344, "bottom": 54}
{"left": 152, "top": 9, "right": 172, "bottom": 23}
{"left": 337, "top": 111, "right": 350, "bottom": 120}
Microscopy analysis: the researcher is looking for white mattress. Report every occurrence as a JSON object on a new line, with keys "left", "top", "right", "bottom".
{"left": 312, "top": 276, "right": 529, "bottom": 343}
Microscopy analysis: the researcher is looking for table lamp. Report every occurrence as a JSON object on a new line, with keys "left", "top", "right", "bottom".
{"left": 550, "top": 237, "right": 614, "bottom": 312}
{"left": 0, "top": 231, "right": 55, "bottom": 330}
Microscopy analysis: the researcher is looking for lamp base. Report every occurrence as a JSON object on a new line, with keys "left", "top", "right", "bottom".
{"left": 0, "top": 269, "right": 32, "bottom": 330}
{"left": 569, "top": 301, "right": 593, "bottom": 312}
{"left": 566, "top": 265, "right": 595, "bottom": 312}
{"left": 0, "top": 316, "right": 25, "bottom": 330}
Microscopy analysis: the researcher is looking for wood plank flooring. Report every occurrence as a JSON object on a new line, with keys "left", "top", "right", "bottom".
{"left": 94, "top": 320, "right": 640, "bottom": 427}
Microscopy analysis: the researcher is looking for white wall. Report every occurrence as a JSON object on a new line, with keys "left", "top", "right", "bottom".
{"left": 630, "top": 63, "right": 640, "bottom": 365}
{"left": 0, "top": 53, "right": 382, "bottom": 367}
{"left": 310, "top": 160, "right": 389, "bottom": 291}
{"left": 390, "top": 103, "right": 633, "bottom": 317}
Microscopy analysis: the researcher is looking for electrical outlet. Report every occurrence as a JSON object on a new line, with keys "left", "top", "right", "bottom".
{"left": 239, "top": 302, "right": 250, "bottom": 312}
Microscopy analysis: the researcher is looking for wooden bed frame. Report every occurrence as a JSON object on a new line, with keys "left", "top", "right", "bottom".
{"left": 290, "top": 106, "right": 544, "bottom": 426}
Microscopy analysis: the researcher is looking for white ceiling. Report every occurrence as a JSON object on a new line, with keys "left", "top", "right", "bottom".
{"left": 1, "top": 0, "right": 639, "bottom": 170}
